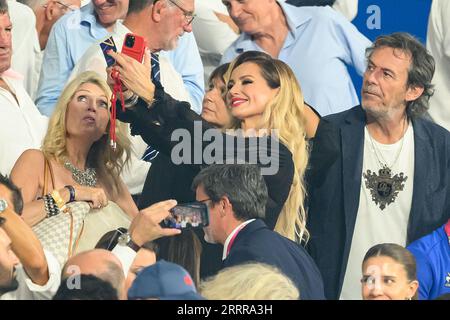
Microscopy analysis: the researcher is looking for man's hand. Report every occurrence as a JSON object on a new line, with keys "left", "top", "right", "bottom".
{"left": 107, "top": 50, "right": 155, "bottom": 105}
{"left": 129, "top": 199, "right": 181, "bottom": 246}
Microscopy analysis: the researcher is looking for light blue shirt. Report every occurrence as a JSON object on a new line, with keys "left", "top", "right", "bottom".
{"left": 36, "top": 3, "right": 204, "bottom": 116}
{"left": 221, "top": 2, "right": 371, "bottom": 116}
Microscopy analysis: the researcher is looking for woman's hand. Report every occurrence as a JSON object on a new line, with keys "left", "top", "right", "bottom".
{"left": 67, "top": 186, "right": 109, "bottom": 209}
{"left": 107, "top": 49, "right": 155, "bottom": 105}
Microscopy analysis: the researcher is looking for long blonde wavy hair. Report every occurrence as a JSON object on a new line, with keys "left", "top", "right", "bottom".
{"left": 224, "top": 52, "right": 310, "bottom": 243}
{"left": 41, "top": 71, "right": 130, "bottom": 197}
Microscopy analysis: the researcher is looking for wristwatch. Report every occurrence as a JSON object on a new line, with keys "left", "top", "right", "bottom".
{"left": 117, "top": 232, "right": 141, "bottom": 252}
{"left": 0, "top": 199, "right": 7, "bottom": 213}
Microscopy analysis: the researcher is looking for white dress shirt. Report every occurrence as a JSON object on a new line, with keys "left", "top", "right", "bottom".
{"left": 8, "top": 0, "right": 42, "bottom": 100}
{"left": 427, "top": 0, "right": 450, "bottom": 131}
{"left": 0, "top": 74, "right": 48, "bottom": 175}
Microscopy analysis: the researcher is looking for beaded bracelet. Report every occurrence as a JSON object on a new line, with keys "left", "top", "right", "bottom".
{"left": 43, "top": 194, "right": 60, "bottom": 218}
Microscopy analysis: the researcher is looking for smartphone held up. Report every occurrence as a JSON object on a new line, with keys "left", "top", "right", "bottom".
{"left": 121, "top": 33, "right": 146, "bottom": 63}
{"left": 164, "top": 202, "right": 210, "bottom": 230}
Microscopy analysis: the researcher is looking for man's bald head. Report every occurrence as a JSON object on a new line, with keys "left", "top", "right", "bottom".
{"left": 63, "top": 249, "right": 125, "bottom": 297}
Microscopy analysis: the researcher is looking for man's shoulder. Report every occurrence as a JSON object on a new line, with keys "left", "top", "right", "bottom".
{"left": 282, "top": 1, "right": 347, "bottom": 26}
{"left": 322, "top": 106, "right": 364, "bottom": 127}
{"left": 407, "top": 225, "right": 447, "bottom": 257}
{"left": 415, "top": 116, "right": 450, "bottom": 134}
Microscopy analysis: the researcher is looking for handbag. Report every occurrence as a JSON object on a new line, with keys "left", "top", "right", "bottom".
{"left": 31, "top": 158, "right": 89, "bottom": 267}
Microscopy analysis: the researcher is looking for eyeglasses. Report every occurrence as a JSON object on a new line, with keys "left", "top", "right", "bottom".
{"left": 197, "top": 198, "right": 211, "bottom": 203}
{"left": 42, "top": 1, "right": 76, "bottom": 13}
{"left": 56, "top": 1, "right": 77, "bottom": 12}
{"left": 167, "top": 0, "right": 196, "bottom": 25}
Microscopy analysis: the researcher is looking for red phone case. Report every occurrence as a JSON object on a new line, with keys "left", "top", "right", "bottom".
{"left": 121, "top": 33, "right": 146, "bottom": 63}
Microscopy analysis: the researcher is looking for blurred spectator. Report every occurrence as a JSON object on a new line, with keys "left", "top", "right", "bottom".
{"left": 0, "top": 1, "right": 48, "bottom": 176}
{"left": 157, "top": 229, "right": 202, "bottom": 287}
{"left": 407, "top": 219, "right": 450, "bottom": 300}
{"left": 200, "top": 262, "right": 300, "bottom": 300}
{"left": 127, "top": 260, "right": 204, "bottom": 300}
{"left": 221, "top": 0, "right": 371, "bottom": 116}
{"left": 15, "top": 0, "right": 81, "bottom": 99}
{"left": 426, "top": 0, "right": 450, "bottom": 131}
{"left": 8, "top": 0, "right": 38, "bottom": 99}
{"left": 192, "top": 0, "right": 238, "bottom": 81}
{"left": 53, "top": 274, "right": 119, "bottom": 300}
{"left": 361, "top": 243, "right": 418, "bottom": 300}
{"left": 192, "top": 164, "right": 325, "bottom": 300}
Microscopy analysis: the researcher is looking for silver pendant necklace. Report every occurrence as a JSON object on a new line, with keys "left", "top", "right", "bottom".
{"left": 363, "top": 119, "right": 408, "bottom": 210}
{"left": 64, "top": 159, "right": 97, "bottom": 187}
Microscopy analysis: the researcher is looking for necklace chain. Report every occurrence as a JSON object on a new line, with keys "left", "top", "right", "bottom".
{"left": 367, "top": 118, "right": 407, "bottom": 170}
{"left": 64, "top": 159, "right": 97, "bottom": 187}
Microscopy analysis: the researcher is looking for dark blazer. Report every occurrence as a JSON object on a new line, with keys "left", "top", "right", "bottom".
{"left": 223, "top": 219, "right": 325, "bottom": 300}
{"left": 306, "top": 106, "right": 450, "bottom": 299}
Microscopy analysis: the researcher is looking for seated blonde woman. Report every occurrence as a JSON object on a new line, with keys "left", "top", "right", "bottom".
{"left": 199, "top": 262, "right": 300, "bottom": 300}
{"left": 10, "top": 71, "right": 139, "bottom": 253}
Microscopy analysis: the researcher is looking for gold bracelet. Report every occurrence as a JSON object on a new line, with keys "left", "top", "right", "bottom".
{"left": 51, "top": 190, "right": 65, "bottom": 209}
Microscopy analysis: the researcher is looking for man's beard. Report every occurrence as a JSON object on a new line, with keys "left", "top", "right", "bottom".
{"left": 0, "top": 277, "right": 19, "bottom": 296}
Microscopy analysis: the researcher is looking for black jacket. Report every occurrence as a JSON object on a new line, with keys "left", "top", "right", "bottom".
{"left": 224, "top": 219, "right": 325, "bottom": 300}
{"left": 306, "top": 106, "right": 450, "bottom": 299}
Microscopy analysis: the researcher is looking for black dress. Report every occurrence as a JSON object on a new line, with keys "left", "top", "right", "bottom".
{"left": 117, "top": 84, "right": 295, "bottom": 277}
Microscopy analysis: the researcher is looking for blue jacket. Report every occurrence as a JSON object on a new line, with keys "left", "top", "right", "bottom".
{"left": 407, "top": 221, "right": 450, "bottom": 300}
{"left": 223, "top": 219, "right": 325, "bottom": 300}
{"left": 306, "top": 106, "right": 450, "bottom": 299}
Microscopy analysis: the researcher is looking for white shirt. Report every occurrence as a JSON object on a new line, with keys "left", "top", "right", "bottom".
{"left": 1, "top": 250, "right": 61, "bottom": 300}
{"left": 222, "top": 219, "right": 255, "bottom": 260}
{"left": 9, "top": 0, "right": 42, "bottom": 100}
{"left": 340, "top": 123, "right": 414, "bottom": 300}
{"left": 111, "top": 245, "right": 137, "bottom": 277}
{"left": 192, "top": 0, "right": 238, "bottom": 81}
{"left": 332, "top": 0, "right": 359, "bottom": 21}
{"left": 0, "top": 74, "right": 48, "bottom": 175}
{"left": 69, "top": 22, "right": 192, "bottom": 195}
{"left": 427, "top": 0, "right": 450, "bottom": 131}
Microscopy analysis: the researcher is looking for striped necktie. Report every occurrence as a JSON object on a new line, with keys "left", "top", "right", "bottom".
{"left": 141, "top": 53, "right": 161, "bottom": 162}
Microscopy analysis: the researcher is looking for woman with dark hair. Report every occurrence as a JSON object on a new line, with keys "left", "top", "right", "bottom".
{"left": 138, "top": 63, "right": 232, "bottom": 208}
{"left": 107, "top": 49, "right": 320, "bottom": 243}
{"left": 136, "top": 63, "right": 231, "bottom": 280}
{"left": 361, "top": 243, "right": 419, "bottom": 300}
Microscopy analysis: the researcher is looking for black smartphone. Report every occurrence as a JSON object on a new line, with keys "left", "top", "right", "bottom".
{"left": 164, "top": 202, "right": 210, "bottom": 229}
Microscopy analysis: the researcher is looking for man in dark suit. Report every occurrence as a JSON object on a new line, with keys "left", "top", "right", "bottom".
{"left": 307, "top": 32, "right": 450, "bottom": 300}
{"left": 192, "top": 164, "right": 325, "bottom": 300}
